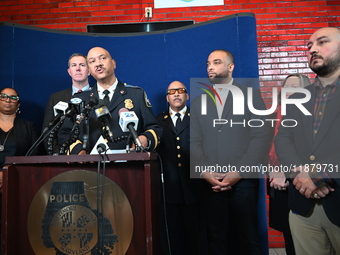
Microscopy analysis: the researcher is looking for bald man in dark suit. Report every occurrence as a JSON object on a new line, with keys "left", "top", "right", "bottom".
{"left": 157, "top": 81, "right": 201, "bottom": 255}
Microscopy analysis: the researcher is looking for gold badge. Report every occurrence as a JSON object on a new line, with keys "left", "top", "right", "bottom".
{"left": 164, "top": 115, "right": 169, "bottom": 119}
{"left": 124, "top": 99, "right": 134, "bottom": 109}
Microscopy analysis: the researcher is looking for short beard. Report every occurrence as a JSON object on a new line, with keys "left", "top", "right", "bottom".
{"left": 310, "top": 45, "right": 340, "bottom": 77}
{"left": 208, "top": 77, "right": 226, "bottom": 84}
{"left": 208, "top": 72, "right": 230, "bottom": 84}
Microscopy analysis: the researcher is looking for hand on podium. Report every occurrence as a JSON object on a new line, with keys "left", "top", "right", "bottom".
{"left": 130, "top": 135, "right": 148, "bottom": 151}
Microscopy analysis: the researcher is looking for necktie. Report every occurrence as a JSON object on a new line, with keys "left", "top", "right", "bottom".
{"left": 175, "top": 113, "right": 182, "bottom": 132}
{"left": 103, "top": 90, "right": 110, "bottom": 106}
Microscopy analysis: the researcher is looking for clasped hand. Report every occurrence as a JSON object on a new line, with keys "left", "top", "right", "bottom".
{"left": 292, "top": 166, "right": 334, "bottom": 199}
{"left": 269, "top": 171, "right": 289, "bottom": 190}
{"left": 201, "top": 171, "right": 242, "bottom": 192}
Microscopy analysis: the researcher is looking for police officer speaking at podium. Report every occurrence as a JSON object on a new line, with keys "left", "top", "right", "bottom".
{"left": 58, "top": 47, "right": 162, "bottom": 154}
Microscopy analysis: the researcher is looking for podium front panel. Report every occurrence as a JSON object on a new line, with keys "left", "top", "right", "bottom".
{"left": 2, "top": 153, "right": 160, "bottom": 255}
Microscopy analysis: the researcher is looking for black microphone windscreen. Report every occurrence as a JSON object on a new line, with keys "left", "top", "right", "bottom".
{"left": 97, "top": 143, "right": 107, "bottom": 154}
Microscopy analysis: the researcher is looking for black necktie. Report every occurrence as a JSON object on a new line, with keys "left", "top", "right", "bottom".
{"left": 175, "top": 113, "right": 182, "bottom": 132}
{"left": 103, "top": 90, "right": 110, "bottom": 106}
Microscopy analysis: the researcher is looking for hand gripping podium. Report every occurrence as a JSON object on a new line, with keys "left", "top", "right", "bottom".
{"left": 2, "top": 153, "right": 160, "bottom": 255}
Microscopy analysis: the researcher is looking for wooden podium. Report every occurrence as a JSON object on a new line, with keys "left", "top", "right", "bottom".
{"left": 2, "top": 153, "right": 160, "bottom": 255}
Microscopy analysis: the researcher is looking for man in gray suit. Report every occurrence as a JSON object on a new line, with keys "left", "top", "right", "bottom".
{"left": 191, "top": 49, "right": 270, "bottom": 254}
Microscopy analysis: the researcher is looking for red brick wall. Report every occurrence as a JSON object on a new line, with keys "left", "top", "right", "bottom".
{"left": 0, "top": 1, "right": 339, "bottom": 99}
{"left": 1, "top": 0, "right": 339, "bottom": 248}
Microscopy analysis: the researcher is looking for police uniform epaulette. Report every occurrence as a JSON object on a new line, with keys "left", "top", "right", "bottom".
{"left": 124, "top": 83, "right": 141, "bottom": 89}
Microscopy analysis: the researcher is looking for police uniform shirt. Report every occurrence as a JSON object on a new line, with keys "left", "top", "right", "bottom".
{"left": 96, "top": 79, "right": 118, "bottom": 102}
{"left": 169, "top": 106, "right": 187, "bottom": 128}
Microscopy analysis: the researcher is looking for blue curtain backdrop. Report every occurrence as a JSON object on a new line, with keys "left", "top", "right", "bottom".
{"left": 0, "top": 13, "right": 269, "bottom": 254}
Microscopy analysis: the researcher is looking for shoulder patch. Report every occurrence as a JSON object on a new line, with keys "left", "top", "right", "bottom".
{"left": 124, "top": 84, "right": 141, "bottom": 89}
{"left": 144, "top": 92, "right": 152, "bottom": 107}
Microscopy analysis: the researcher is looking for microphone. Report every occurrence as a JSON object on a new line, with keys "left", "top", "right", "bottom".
{"left": 97, "top": 143, "right": 107, "bottom": 154}
{"left": 118, "top": 108, "right": 142, "bottom": 148}
{"left": 75, "top": 94, "right": 99, "bottom": 125}
{"left": 60, "top": 97, "right": 84, "bottom": 121}
{"left": 43, "top": 101, "right": 69, "bottom": 133}
{"left": 95, "top": 101, "right": 114, "bottom": 143}
{"left": 53, "top": 101, "right": 69, "bottom": 116}
{"left": 67, "top": 97, "right": 83, "bottom": 115}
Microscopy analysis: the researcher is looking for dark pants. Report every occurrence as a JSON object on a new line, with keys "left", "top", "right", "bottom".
{"left": 203, "top": 185, "right": 262, "bottom": 255}
{"left": 228, "top": 186, "right": 262, "bottom": 255}
{"left": 161, "top": 202, "right": 201, "bottom": 255}
{"left": 269, "top": 187, "right": 296, "bottom": 255}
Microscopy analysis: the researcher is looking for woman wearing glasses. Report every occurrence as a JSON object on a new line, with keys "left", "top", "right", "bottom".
{"left": 0, "top": 87, "right": 39, "bottom": 184}
{"left": 0, "top": 87, "right": 39, "bottom": 253}
{"left": 267, "top": 74, "right": 311, "bottom": 255}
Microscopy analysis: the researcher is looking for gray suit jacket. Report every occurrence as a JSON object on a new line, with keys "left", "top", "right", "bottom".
{"left": 190, "top": 81, "right": 271, "bottom": 187}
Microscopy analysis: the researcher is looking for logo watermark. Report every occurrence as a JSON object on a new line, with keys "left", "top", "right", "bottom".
{"left": 189, "top": 78, "right": 314, "bottom": 179}
{"left": 198, "top": 81, "right": 311, "bottom": 117}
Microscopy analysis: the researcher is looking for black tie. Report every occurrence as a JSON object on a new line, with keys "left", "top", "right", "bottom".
{"left": 175, "top": 113, "right": 182, "bottom": 132}
{"left": 103, "top": 90, "right": 110, "bottom": 106}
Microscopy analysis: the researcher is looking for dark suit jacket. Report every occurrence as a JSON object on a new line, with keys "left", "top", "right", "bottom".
{"left": 275, "top": 82, "right": 340, "bottom": 227}
{"left": 42, "top": 87, "right": 72, "bottom": 132}
{"left": 14, "top": 118, "right": 39, "bottom": 156}
{"left": 0, "top": 118, "right": 39, "bottom": 167}
{"left": 190, "top": 82, "right": 271, "bottom": 187}
{"left": 58, "top": 80, "right": 162, "bottom": 153}
{"left": 156, "top": 108, "right": 200, "bottom": 205}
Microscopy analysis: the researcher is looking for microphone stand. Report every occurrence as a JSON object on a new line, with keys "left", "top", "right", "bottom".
{"left": 58, "top": 126, "right": 80, "bottom": 155}
{"left": 83, "top": 116, "right": 90, "bottom": 153}
{"left": 26, "top": 116, "right": 66, "bottom": 156}
{"left": 46, "top": 119, "right": 65, "bottom": 155}
{"left": 96, "top": 144, "right": 109, "bottom": 253}
{"left": 60, "top": 109, "right": 91, "bottom": 155}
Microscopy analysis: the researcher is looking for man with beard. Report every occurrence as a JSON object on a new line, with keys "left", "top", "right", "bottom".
{"left": 156, "top": 81, "right": 201, "bottom": 255}
{"left": 191, "top": 49, "right": 270, "bottom": 254}
{"left": 275, "top": 27, "right": 340, "bottom": 255}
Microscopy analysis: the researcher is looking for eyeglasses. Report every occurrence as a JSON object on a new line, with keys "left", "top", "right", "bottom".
{"left": 167, "top": 88, "right": 187, "bottom": 95}
{"left": 0, "top": 93, "right": 19, "bottom": 102}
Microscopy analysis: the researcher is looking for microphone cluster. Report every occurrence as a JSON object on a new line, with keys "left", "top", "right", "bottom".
{"left": 46, "top": 95, "right": 143, "bottom": 153}
{"left": 74, "top": 95, "right": 99, "bottom": 125}
{"left": 50, "top": 93, "right": 99, "bottom": 127}
{"left": 43, "top": 97, "right": 84, "bottom": 135}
